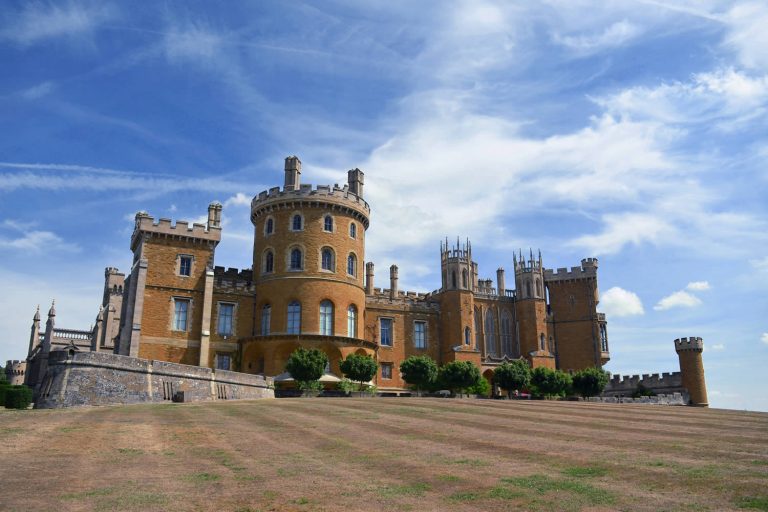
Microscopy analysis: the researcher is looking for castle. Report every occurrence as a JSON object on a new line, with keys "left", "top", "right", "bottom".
{"left": 15, "top": 156, "right": 708, "bottom": 407}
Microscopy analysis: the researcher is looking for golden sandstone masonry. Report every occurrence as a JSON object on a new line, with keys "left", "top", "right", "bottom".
{"left": 19, "top": 155, "right": 707, "bottom": 407}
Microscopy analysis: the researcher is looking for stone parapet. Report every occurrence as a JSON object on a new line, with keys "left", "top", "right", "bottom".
{"left": 35, "top": 350, "right": 273, "bottom": 409}
{"left": 543, "top": 258, "right": 598, "bottom": 282}
{"left": 675, "top": 337, "right": 704, "bottom": 352}
{"left": 131, "top": 212, "right": 221, "bottom": 251}
{"left": 251, "top": 183, "right": 370, "bottom": 228}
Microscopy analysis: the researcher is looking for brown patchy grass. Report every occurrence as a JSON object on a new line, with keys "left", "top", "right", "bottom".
{"left": 0, "top": 398, "right": 766, "bottom": 511}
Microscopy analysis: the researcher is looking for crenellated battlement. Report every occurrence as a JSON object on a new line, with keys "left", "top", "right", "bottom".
{"left": 440, "top": 238, "right": 471, "bottom": 262}
{"left": 602, "top": 371, "right": 685, "bottom": 398}
{"left": 367, "top": 287, "right": 439, "bottom": 310}
{"left": 251, "top": 182, "right": 370, "bottom": 227}
{"left": 214, "top": 266, "right": 255, "bottom": 293}
{"left": 675, "top": 337, "right": 704, "bottom": 352}
{"left": 131, "top": 211, "right": 221, "bottom": 250}
{"left": 543, "top": 258, "right": 599, "bottom": 282}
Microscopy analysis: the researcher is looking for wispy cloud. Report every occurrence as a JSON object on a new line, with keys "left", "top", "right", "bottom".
{"left": 600, "top": 286, "right": 645, "bottom": 317}
{"left": 20, "top": 81, "right": 56, "bottom": 100}
{"left": 0, "top": 225, "right": 79, "bottom": 253}
{"left": 686, "top": 281, "right": 710, "bottom": 291}
{"left": 654, "top": 290, "right": 702, "bottom": 311}
{"left": 0, "top": 1, "right": 115, "bottom": 46}
{"left": 762, "top": 333, "right": 768, "bottom": 345}
{"left": 553, "top": 20, "right": 643, "bottom": 54}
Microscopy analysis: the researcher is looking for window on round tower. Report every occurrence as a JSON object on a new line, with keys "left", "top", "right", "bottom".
{"left": 264, "top": 250, "right": 274, "bottom": 273}
{"left": 292, "top": 214, "right": 303, "bottom": 231}
{"left": 320, "top": 300, "right": 333, "bottom": 335}
{"left": 265, "top": 218, "right": 274, "bottom": 235}
{"left": 324, "top": 215, "right": 333, "bottom": 232}
{"left": 349, "top": 222, "right": 356, "bottom": 238}
{"left": 290, "top": 248, "right": 303, "bottom": 270}
{"left": 347, "top": 253, "right": 357, "bottom": 276}
{"left": 321, "top": 248, "right": 334, "bottom": 271}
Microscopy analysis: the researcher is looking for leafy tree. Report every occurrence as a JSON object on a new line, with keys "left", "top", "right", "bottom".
{"left": 493, "top": 359, "right": 531, "bottom": 398}
{"left": 399, "top": 355, "right": 438, "bottom": 394}
{"left": 340, "top": 353, "right": 378, "bottom": 391}
{"left": 4, "top": 385, "right": 33, "bottom": 409}
{"left": 530, "top": 367, "right": 572, "bottom": 398}
{"left": 439, "top": 361, "right": 481, "bottom": 396}
{"left": 468, "top": 376, "right": 491, "bottom": 396}
{"left": 571, "top": 367, "right": 610, "bottom": 398}
{"left": 285, "top": 348, "right": 328, "bottom": 392}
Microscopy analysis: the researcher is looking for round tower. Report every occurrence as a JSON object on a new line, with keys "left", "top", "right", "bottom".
{"left": 245, "top": 156, "right": 375, "bottom": 376}
{"left": 674, "top": 337, "right": 708, "bottom": 406}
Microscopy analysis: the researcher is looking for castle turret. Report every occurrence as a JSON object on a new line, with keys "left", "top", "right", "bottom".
{"left": 348, "top": 168, "right": 364, "bottom": 197}
{"left": 284, "top": 156, "right": 301, "bottom": 191}
{"left": 675, "top": 337, "right": 708, "bottom": 406}
{"left": 437, "top": 238, "right": 479, "bottom": 364}
{"left": 28, "top": 305, "right": 41, "bottom": 356}
{"left": 514, "top": 250, "right": 553, "bottom": 368}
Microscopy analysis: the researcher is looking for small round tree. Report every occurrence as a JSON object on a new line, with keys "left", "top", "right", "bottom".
{"left": 493, "top": 359, "right": 531, "bottom": 398}
{"left": 439, "top": 361, "right": 481, "bottom": 396}
{"left": 530, "top": 366, "right": 572, "bottom": 399}
{"left": 571, "top": 367, "right": 610, "bottom": 398}
{"left": 340, "top": 353, "right": 378, "bottom": 391}
{"left": 399, "top": 355, "right": 438, "bottom": 395}
{"left": 285, "top": 348, "right": 328, "bottom": 392}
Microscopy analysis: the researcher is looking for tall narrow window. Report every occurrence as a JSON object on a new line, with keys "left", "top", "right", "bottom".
{"left": 218, "top": 303, "right": 234, "bottom": 336}
{"left": 380, "top": 318, "right": 393, "bottom": 347}
{"left": 501, "top": 311, "right": 513, "bottom": 356}
{"left": 261, "top": 304, "right": 271, "bottom": 336}
{"left": 290, "top": 248, "right": 302, "bottom": 270}
{"left": 216, "top": 353, "right": 231, "bottom": 370}
{"left": 179, "top": 255, "right": 192, "bottom": 276}
{"left": 464, "top": 327, "right": 471, "bottom": 345}
{"left": 173, "top": 299, "right": 189, "bottom": 331}
{"left": 414, "top": 321, "right": 426, "bottom": 349}
{"left": 287, "top": 301, "right": 301, "bottom": 334}
{"left": 347, "top": 305, "right": 357, "bottom": 337}
{"left": 536, "top": 279, "right": 543, "bottom": 297}
{"left": 292, "top": 214, "right": 302, "bottom": 231}
{"left": 452, "top": 271, "right": 457, "bottom": 289}
{"left": 462, "top": 269, "right": 468, "bottom": 289}
{"left": 265, "top": 218, "right": 274, "bottom": 235}
{"left": 600, "top": 325, "right": 608, "bottom": 352}
{"left": 526, "top": 280, "right": 532, "bottom": 298}
{"left": 540, "top": 333, "right": 546, "bottom": 351}
{"left": 324, "top": 215, "right": 333, "bottom": 232}
{"left": 347, "top": 253, "right": 356, "bottom": 276}
{"left": 474, "top": 307, "right": 482, "bottom": 348}
{"left": 264, "top": 251, "right": 274, "bottom": 273}
{"left": 349, "top": 222, "right": 356, "bottom": 238}
{"left": 319, "top": 300, "right": 333, "bottom": 335}
{"left": 381, "top": 363, "right": 393, "bottom": 379}
{"left": 485, "top": 309, "right": 497, "bottom": 356}
{"left": 321, "top": 248, "right": 334, "bottom": 271}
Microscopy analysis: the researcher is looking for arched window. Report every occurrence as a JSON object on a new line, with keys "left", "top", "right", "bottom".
{"left": 540, "top": 333, "right": 546, "bottom": 351}
{"left": 452, "top": 271, "right": 457, "bottom": 289}
{"left": 264, "top": 251, "right": 274, "bottom": 273}
{"left": 474, "top": 307, "right": 482, "bottom": 348}
{"left": 347, "top": 253, "right": 357, "bottom": 276}
{"left": 265, "top": 218, "right": 274, "bottom": 235}
{"left": 287, "top": 301, "right": 301, "bottom": 334}
{"left": 261, "top": 304, "right": 271, "bottom": 335}
{"left": 320, "top": 300, "right": 333, "bottom": 335}
{"left": 462, "top": 269, "right": 468, "bottom": 289}
{"left": 321, "top": 248, "right": 334, "bottom": 271}
{"left": 464, "top": 327, "right": 471, "bottom": 345}
{"left": 485, "top": 309, "right": 497, "bottom": 356}
{"left": 324, "top": 215, "right": 333, "bottom": 232}
{"left": 292, "top": 214, "right": 302, "bottom": 231}
{"left": 526, "top": 280, "right": 532, "bottom": 298}
{"left": 347, "top": 305, "right": 357, "bottom": 337}
{"left": 349, "top": 222, "right": 356, "bottom": 238}
{"left": 501, "top": 311, "right": 513, "bottom": 356}
{"left": 290, "top": 248, "right": 302, "bottom": 270}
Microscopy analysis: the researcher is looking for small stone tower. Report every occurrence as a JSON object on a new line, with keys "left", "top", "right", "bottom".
{"left": 514, "top": 250, "right": 553, "bottom": 367}
{"left": 438, "top": 239, "right": 479, "bottom": 363}
{"left": 675, "top": 337, "right": 708, "bottom": 407}
{"left": 441, "top": 238, "right": 474, "bottom": 291}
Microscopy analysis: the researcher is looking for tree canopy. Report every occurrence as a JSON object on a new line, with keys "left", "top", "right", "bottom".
{"left": 399, "top": 355, "right": 438, "bottom": 393}
{"left": 571, "top": 367, "right": 610, "bottom": 398}
{"left": 439, "top": 361, "right": 481, "bottom": 395}
{"left": 493, "top": 359, "right": 531, "bottom": 398}
{"left": 340, "top": 353, "right": 378, "bottom": 390}
{"left": 285, "top": 348, "right": 328, "bottom": 390}
{"left": 530, "top": 366, "right": 572, "bottom": 398}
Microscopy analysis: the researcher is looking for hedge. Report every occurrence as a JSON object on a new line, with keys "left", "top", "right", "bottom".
{"left": 4, "top": 385, "right": 33, "bottom": 409}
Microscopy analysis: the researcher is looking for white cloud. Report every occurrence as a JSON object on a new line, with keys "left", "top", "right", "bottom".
{"left": 761, "top": 333, "right": 768, "bottom": 345}
{"left": 751, "top": 257, "right": 768, "bottom": 271}
{"left": 569, "top": 212, "right": 676, "bottom": 256}
{"left": 0, "top": 230, "right": 79, "bottom": 253}
{"left": 686, "top": 281, "right": 710, "bottom": 291}
{"left": 710, "top": 343, "right": 725, "bottom": 351}
{"left": 654, "top": 290, "right": 702, "bottom": 311}
{"left": 164, "top": 23, "right": 224, "bottom": 63}
{"left": 553, "top": 20, "right": 642, "bottom": 54}
{"left": 0, "top": 2, "right": 115, "bottom": 46}
{"left": 223, "top": 193, "right": 251, "bottom": 208}
{"left": 21, "top": 81, "right": 56, "bottom": 100}
{"left": 722, "top": 2, "right": 768, "bottom": 71}
{"left": 599, "top": 287, "right": 645, "bottom": 317}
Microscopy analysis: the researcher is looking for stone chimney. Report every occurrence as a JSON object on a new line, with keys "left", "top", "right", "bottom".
{"left": 389, "top": 265, "right": 398, "bottom": 300}
{"left": 284, "top": 156, "right": 302, "bottom": 191}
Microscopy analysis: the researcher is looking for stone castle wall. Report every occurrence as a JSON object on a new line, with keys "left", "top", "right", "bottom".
{"left": 601, "top": 372, "right": 687, "bottom": 401}
{"left": 35, "top": 350, "right": 273, "bottom": 409}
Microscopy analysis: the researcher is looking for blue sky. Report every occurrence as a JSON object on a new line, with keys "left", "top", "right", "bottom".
{"left": 1, "top": 1, "right": 766, "bottom": 411}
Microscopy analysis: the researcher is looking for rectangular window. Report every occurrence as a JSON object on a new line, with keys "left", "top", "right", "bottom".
{"left": 381, "top": 363, "right": 393, "bottom": 380}
{"left": 173, "top": 299, "right": 189, "bottom": 331}
{"left": 380, "top": 318, "right": 393, "bottom": 347}
{"left": 216, "top": 353, "right": 231, "bottom": 371}
{"left": 179, "top": 255, "right": 192, "bottom": 276}
{"left": 218, "top": 303, "right": 234, "bottom": 336}
{"left": 414, "top": 321, "right": 426, "bottom": 349}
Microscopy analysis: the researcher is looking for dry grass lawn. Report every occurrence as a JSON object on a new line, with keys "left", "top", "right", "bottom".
{"left": 1, "top": 398, "right": 767, "bottom": 511}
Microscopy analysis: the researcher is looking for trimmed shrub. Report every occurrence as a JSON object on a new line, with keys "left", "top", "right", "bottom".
{"left": 439, "top": 361, "right": 481, "bottom": 396}
{"left": 572, "top": 367, "right": 610, "bottom": 398}
{"left": 399, "top": 355, "right": 438, "bottom": 394}
{"left": 285, "top": 348, "right": 328, "bottom": 391}
{"left": 467, "top": 376, "right": 491, "bottom": 397}
{"left": 340, "top": 353, "right": 378, "bottom": 390}
{"left": 530, "top": 367, "right": 572, "bottom": 399}
{"left": 4, "top": 385, "right": 33, "bottom": 409}
{"left": 493, "top": 360, "right": 531, "bottom": 398}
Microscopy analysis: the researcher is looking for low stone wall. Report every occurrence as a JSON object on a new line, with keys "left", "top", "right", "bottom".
{"left": 601, "top": 372, "right": 685, "bottom": 398}
{"left": 35, "top": 350, "right": 273, "bottom": 409}
{"left": 587, "top": 393, "right": 687, "bottom": 406}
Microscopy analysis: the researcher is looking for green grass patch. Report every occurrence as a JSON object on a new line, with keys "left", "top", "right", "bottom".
{"left": 0, "top": 427, "right": 23, "bottom": 435}
{"left": 294, "top": 497, "right": 310, "bottom": 505}
{"left": 750, "top": 460, "right": 768, "bottom": 466}
{"left": 501, "top": 474, "right": 615, "bottom": 506}
{"left": 58, "top": 426, "right": 84, "bottom": 433}
{"left": 737, "top": 496, "right": 768, "bottom": 511}
{"left": 562, "top": 465, "right": 608, "bottom": 478}
{"left": 185, "top": 472, "right": 221, "bottom": 482}
{"left": 488, "top": 486, "right": 524, "bottom": 500}
{"left": 378, "top": 482, "right": 430, "bottom": 498}
{"left": 94, "top": 490, "right": 168, "bottom": 511}
{"left": 437, "top": 474, "right": 461, "bottom": 482}
{"left": 447, "top": 491, "right": 480, "bottom": 502}
{"left": 451, "top": 458, "right": 489, "bottom": 467}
